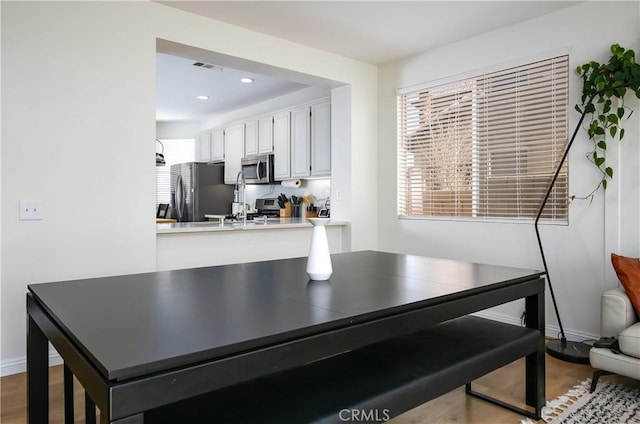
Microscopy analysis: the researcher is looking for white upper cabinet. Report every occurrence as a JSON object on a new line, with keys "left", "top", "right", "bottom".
{"left": 273, "top": 112, "right": 291, "bottom": 180}
{"left": 199, "top": 99, "right": 330, "bottom": 182}
{"left": 244, "top": 120, "right": 259, "bottom": 157}
{"left": 211, "top": 129, "right": 225, "bottom": 162}
{"left": 311, "top": 101, "right": 331, "bottom": 177}
{"left": 196, "top": 131, "right": 211, "bottom": 162}
{"left": 272, "top": 100, "right": 331, "bottom": 181}
{"left": 196, "top": 129, "right": 225, "bottom": 163}
{"left": 224, "top": 124, "right": 245, "bottom": 184}
{"left": 258, "top": 115, "right": 274, "bottom": 154}
{"left": 290, "top": 106, "right": 311, "bottom": 178}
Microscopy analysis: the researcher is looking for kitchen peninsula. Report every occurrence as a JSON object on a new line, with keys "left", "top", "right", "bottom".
{"left": 156, "top": 218, "right": 348, "bottom": 271}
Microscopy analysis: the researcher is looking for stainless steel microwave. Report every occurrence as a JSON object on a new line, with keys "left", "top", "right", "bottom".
{"left": 241, "top": 154, "right": 275, "bottom": 184}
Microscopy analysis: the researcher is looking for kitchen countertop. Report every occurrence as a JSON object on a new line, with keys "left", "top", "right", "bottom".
{"left": 156, "top": 217, "right": 348, "bottom": 234}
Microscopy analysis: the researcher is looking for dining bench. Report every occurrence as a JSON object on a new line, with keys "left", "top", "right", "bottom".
{"left": 144, "top": 315, "right": 542, "bottom": 423}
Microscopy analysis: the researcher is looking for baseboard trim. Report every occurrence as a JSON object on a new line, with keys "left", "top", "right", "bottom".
{"left": 1, "top": 313, "right": 598, "bottom": 377}
{"left": 1, "top": 351, "right": 62, "bottom": 377}
{"left": 473, "top": 310, "right": 599, "bottom": 343}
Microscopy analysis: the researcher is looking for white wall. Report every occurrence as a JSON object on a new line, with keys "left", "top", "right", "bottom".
{"left": 1, "top": 1, "right": 377, "bottom": 373}
{"left": 330, "top": 85, "right": 355, "bottom": 246}
{"left": 156, "top": 121, "right": 202, "bottom": 139}
{"left": 2, "top": 2, "right": 158, "bottom": 375}
{"left": 377, "top": 1, "right": 640, "bottom": 339}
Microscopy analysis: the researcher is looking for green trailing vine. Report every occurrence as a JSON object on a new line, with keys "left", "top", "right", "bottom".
{"left": 574, "top": 44, "right": 640, "bottom": 200}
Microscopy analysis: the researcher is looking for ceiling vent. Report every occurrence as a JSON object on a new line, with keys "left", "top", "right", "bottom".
{"left": 192, "top": 62, "right": 223, "bottom": 71}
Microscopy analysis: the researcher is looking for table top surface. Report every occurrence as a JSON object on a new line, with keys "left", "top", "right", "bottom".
{"left": 28, "top": 250, "right": 543, "bottom": 381}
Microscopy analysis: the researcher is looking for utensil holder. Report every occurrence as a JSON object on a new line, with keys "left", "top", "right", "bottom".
{"left": 280, "top": 202, "right": 291, "bottom": 217}
{"left": 306, "top": 206, "right": 318, "bottom": 218}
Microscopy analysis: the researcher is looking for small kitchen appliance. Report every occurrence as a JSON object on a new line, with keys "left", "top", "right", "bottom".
{"left": 241, "top": 155, "right": 275, "bottom": 184}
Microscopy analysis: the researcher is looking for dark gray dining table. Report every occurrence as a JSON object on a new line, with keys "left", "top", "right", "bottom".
{"left": 27, "top": 250, "right": 545, "bottom": 423}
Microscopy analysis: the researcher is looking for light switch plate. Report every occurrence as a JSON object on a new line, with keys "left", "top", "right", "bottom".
{"left": 19, "top": 200, "right": 44, "bottom": 220}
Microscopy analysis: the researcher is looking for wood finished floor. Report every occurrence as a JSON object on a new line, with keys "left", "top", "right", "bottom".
{"left": 1, "top": 354, "right": 639, "bottom": 424}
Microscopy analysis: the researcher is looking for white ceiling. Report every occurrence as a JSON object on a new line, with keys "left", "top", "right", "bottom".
{"left": 160, "top": 1, "right": 580, "bottom": 65}
{"left": 156, "top": 52, "right": 308, "bottom": 121}
{"left": 157, "top": 1, "right": 580, "bottom": 122}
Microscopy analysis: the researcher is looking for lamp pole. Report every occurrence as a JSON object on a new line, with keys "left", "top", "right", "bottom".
{"left": 535, "top": 81, "right": 640, "bottom": 363}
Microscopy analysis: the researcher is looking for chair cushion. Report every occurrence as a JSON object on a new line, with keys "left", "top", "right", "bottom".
{"left": 611, "top": 253, "right": 640, "bottom": 317}
{"left": 590, "top": 346, "right": 640, "bottom": 380}
{"left": 619, "top": 322, "right": 640, "bottom": 359}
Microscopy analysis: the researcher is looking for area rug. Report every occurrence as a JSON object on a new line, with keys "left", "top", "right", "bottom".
{"left": 521, "top": 379, "right": 640, "bottom": 424}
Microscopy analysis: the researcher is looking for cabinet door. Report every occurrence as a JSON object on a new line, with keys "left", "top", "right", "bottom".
{"left": 311, "top": 102, "right": 331, "bottom": 177}
{"left": 273, "top": 112, "right": 290, "bottom": 180}
{"left": 244, "top": 120, "right": 259, "bottom": 157}
{"left": 290, "top": 107, "right": 311, "bottom": 178}
{"left": 211, "top": 129, "right": 225, "bottom": 162}
{"left": 196, "top": 131, "right": 211, "bottom": 162}
{"left": 258, "top": 115, "right": 274, "bottom": 154}
{"left": 224, "top": 124, "right": 245, "bottom": 184}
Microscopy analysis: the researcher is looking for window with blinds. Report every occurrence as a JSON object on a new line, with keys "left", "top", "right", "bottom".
{"left": 156, "top": 138, "right": 195, "bottom": 207}
{"left": 397, "top": 55, "right": 569, "bottom": 222}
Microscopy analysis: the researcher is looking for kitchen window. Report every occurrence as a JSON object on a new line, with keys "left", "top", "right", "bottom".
{"left": 156, "top": 138, "right": 195, "bottom": 207}
{"left": 397, "top": 55, "right": 569, "bottom": 222}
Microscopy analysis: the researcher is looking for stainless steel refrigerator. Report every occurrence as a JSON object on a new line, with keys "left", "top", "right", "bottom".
{"left": 170, "top": 162, "right": 234, "bottom": 222}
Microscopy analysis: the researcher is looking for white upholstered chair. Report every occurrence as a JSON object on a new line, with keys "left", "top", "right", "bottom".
{"left": 589, "top": 287, "right": 640, "bottom": 391}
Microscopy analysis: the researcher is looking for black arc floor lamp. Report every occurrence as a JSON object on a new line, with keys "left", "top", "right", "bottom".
{"left": 535, "top": 80, "right": 640, "bottom": 364}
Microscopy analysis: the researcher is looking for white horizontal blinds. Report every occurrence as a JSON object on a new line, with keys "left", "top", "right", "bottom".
{"left": 475, "top": 56, "right": 569, "bottom": 220}
{"left": 156, "top": 139, "right": 195, "bottom": 207}
{"left": 398, "top": 55, "right": 569, "bottom": 221}
{"left": 398, "top": 82, "right": 475, "bottom": 216}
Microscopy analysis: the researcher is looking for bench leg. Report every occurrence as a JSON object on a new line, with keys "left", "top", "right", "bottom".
{"left": 465, "top": 285, "right": 546, "bottom": 420}
{"left": 525, "top": 349, "right": 545, "bottom": 419}
{"left": 466, "top": 382, "right": 539, "bottom": 419}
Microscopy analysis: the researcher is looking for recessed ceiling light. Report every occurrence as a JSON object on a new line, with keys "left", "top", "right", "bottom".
{"left": 196, "top": 95, "right": 209, "bottom": 100}
{"left": 240, "top": 78, "right": 254, "bottom": 84}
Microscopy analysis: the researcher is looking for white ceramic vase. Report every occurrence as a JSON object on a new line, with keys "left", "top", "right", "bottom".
{"left": 306, "top": 218, "right": 332, "bottom": 280}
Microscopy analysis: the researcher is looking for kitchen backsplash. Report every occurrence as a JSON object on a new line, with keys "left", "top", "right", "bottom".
{"left": 244, "top": 178, "right": 330, "bottom": 212}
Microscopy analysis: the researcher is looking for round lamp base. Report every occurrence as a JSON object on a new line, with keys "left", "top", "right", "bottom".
{"left": 546, "top": 339, "right": 591, "bottom": 364}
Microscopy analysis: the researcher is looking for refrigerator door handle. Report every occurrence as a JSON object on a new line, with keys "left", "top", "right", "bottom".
{"left": 175, "top": 174, "right": 185, "bottom": 221}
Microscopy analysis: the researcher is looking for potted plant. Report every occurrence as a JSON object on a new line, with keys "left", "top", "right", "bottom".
{"left": 574, "top": 44, "right": 640, "bottom": 200}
